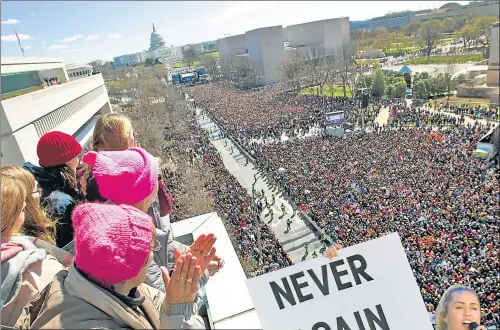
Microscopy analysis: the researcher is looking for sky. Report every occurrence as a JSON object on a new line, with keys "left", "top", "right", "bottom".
{"left": 1, "top": 1, "right": 472, "bottom": 64}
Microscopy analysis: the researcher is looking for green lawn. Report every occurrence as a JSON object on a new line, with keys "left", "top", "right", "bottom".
{"left": 105, "top": 80, "right": 126, "bottom": 89}
{"left": 172, "top": 61, "right": 202, "bottom": 69}
{"left": 404, "top": 54, "right": 484, "bottom": 65}
{"left": 301, "top": 86, "right": 352, "bottom": 97}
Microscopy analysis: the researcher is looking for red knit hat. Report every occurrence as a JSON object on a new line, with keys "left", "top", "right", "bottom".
{"left": 37, "top": 131, "right": 82, "bottom": 167}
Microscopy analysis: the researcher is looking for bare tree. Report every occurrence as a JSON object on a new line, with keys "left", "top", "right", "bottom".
{"left": 418, "top": 20, "right": 442, "bottom": 60}
{"left": 444, "top": 63, "right": 456, "bottom": 101}
{"left": 336, "top": 42, "right": 356, "bottom": 98}
{"left": 182, "top": 47, "right": 199, "bottom": 68}
{"left": 279, "top": 51, "right": 305, "bottom": 96}
{"left": 234, "top": 57, "right": 259, "bottom": 89}
{"left": 302, "top": 44, "right": 332, "bottom": 96}
{"left": 346, "top": 64, "right": 369, "bottom": 99}
{"left": 198, "top": 54, "right": 220, "bottom": 80}
{"left": 324, "top": 52, "right": 339, "bottom": 98}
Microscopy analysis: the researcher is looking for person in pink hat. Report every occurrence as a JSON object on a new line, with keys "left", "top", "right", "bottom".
{"left": 27, "top": 203, "right": 206, "bottom": 329}
{"left": 81, "top": 147, "right": 224, "bottom": 294}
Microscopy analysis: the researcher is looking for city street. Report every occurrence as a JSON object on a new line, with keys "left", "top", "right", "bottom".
{"left": 196, "top": 110, "right": 323, "bottom": 263}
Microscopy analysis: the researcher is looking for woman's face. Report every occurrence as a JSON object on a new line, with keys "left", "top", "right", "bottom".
{"left": 442, "top": 290, "right": 481, "bottom": 330}
{"left": 66, "top": 156, "right": 80, "bottom": 172}
{"left": 10, "top": 200, "right": 27, "bottom": 236}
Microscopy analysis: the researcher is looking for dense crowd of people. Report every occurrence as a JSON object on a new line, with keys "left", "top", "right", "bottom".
{"left": 186, "top": 118, "right": 294, "bottom": 276}
{"left": 188, "top": 83, "right": 385, "bottom": 142}
{"left": 430, "top": 102, "right": 499, "bottom": 122}
{"left": 187, "top": 83, "right": 499, "bottom": 327}
{"left": 1, "top": 78, "right": 498, "bottom": 328}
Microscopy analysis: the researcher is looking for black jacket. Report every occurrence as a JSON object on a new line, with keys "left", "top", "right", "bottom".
{"left": 24, "top": 163, "right": 79, "bottom": 248}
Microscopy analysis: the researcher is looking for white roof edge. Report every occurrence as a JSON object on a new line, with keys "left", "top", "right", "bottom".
{"left": 171, "top": 212, "right": 262, "bottom": 329}
{"left": 1, "top": 56, "right": 63, "bottom": 65}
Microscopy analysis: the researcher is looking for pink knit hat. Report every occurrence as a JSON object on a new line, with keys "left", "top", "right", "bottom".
{"left": 82, "top": 147, "right": 159, "bottom": 205}
{"left": 72, "top": 203, "right": 153, "bottom": 286}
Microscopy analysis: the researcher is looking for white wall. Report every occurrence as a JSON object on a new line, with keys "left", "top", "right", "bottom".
{"left": 324, "top": 17, "right": 351, "bottom": 52}
{"left": 1, "top": 74, "right": 106, "bottom": 134}
{"left": 1, "top": 74, "right": 112, "bottom": 166}
{"left": 218, "top": 34, "right": 247, "bottom": 58}
{"left": 259, "top": 26, "right": 285, "bottom": 85}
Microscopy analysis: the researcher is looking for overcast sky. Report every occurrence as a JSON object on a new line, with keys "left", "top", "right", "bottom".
{"left": 1, "top": 1, "right": 471, "bottom": 63}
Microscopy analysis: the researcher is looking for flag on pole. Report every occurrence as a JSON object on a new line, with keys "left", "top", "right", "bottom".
{"left": 14, "top": 28, "right": 25, "bottom": 57}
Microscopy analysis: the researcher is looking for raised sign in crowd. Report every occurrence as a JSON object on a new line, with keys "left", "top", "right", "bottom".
{"left": 187, "top": 83, "right": 499, "bottom": 329}
{"left": 0, "top": 80, "right": 498, "bottom": 329}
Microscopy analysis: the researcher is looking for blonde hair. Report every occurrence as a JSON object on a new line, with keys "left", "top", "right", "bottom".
{"left": 91, "top": 113, "right": 133, "bottom": 152}
{"left": 79, "top": 114, "right": 134, "bottom": 198}
{"left": 1, "top": 167, "right": 27, "bottom": 236}
{"left": 435, "top": 285, "right": 480, "bottom": 330}
{"left": 1, "top": 167, "right": 57, "bottom": 244}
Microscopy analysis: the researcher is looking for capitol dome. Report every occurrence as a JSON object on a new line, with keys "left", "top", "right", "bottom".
{"left": 149, "top": 23, "right": 165, "bottom": 51}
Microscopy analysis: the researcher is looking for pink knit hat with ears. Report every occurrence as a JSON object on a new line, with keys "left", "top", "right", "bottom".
{"left": 72, "top": 203, "right": 153, "bottom": 286}
{"left": 82, "top": 147, "right": 159, "bottom": 205}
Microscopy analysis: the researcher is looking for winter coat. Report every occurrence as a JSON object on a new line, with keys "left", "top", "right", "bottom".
{"left": 77, "top": 169, "right": 209, "bottom": 293}
{"left": 22, "top": 263, "right": 205, "bottom": 329}
{"left": 23, "top": 163, "right": 80, "bottom": 248}
{"left": 0, "top": 236, "right": 73, "bottom": 328}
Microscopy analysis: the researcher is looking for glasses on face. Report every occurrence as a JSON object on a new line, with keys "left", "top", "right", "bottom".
{"left": 152, "top": 239, "right": 161, "bottom": 252}
{"left": 32, "top": 187, "right": 42, "bottom": 198}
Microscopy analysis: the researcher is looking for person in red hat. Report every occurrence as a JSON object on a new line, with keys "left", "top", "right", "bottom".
{"left": 24, "top": 131, "right": 83, "bottom": 249}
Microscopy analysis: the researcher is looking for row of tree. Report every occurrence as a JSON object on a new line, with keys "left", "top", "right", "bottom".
{"left": 352, "top": 15, "right": 498, "bottom": 58}
{"left": 110, "top": 67, "right": 215, "bottom": 221}
{"left": 279, "top": 43, "right": 370, "bottom": 98}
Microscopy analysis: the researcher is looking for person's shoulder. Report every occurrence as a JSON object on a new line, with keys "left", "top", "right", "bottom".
{"left": 24, "top": 256, "right": 66, "bottom": 290}
{"left": 50, "top": 191, "right": 76, "bottom": 206}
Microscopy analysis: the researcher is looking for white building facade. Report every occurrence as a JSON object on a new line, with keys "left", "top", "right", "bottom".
{"left": 1, "top": 57, "right": 113, "bottom": 166}
{"left": 113, "top": 24, "right": 184, "bottom": 67}
{"left": 65, "top": 63, "right": 93, "bottom": 80}
{"left": 218, "top": 17, "right": 351, "bottom": 86}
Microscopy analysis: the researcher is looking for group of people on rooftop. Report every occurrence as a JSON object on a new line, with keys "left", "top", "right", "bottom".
{"left": 1, "top": 114, "right": 227, "bottom": 329}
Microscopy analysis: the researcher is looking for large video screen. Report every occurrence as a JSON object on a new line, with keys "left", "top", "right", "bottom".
{"left": 325, "top": 111, "right": 345, "bottom": 126}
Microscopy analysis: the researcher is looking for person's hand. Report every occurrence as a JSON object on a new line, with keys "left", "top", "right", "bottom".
{"left": 323, "top": 244, "right": 342, "bottom": 260}
{"left": 161, "top": 253, "right": 202, "bottom": 304}
{"left": 176, "top": 233, "right": 217, "bottom": 275}
{"left": 207, "top": 255, "right": 225, "bottom": 276}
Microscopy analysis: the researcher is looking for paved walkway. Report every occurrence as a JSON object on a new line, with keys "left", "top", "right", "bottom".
{"left": 195, "top": 111, "right": 322, "bottom": 263}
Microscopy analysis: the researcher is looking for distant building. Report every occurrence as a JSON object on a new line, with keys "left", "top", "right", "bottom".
{"left": 218, "top": 17, "right": 351, "bottom": 86}
{"left": 413, "top": 0, "right": 500, "bottom": 22}
{"left": 113, "top": 53, "right": 144, "bottom": 67}
{"left": 113, "top": 23, "right": 183, "bottom": 67}
{"left": 370, "top": 11, "right": 415, "bottom": 30}
{"left": 1, "top": 57, "right": 112, "bottom": 166}
{"left": 65, "top": 63, "right": 94, "bottom": 80}
{"left": 350, "top": 20, "right": 371, "bottom": 31}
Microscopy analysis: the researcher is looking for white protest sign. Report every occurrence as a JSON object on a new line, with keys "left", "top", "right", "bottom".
{"left": 246, "top": 233, "right": 433, "bottom": 330}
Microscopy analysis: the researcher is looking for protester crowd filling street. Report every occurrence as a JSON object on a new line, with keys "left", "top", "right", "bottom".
{"left": 187, "top": 83, "right": 499, "bottom": 327}
{"left": 186, "top": 119, "right": 294, "bottom": 276}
